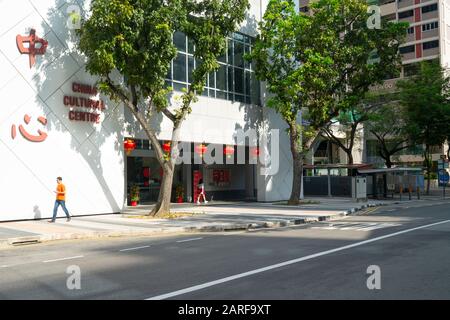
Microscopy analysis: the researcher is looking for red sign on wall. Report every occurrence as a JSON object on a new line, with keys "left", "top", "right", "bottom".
{"left": 16, "top": 29, "right": 48, "bottom": 68}
{"left": 64, "top": 83, "right": 105, "bottom": 123}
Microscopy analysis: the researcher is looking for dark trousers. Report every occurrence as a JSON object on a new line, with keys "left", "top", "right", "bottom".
{"left": 52, "top": 200, "right": 70, "bottom": 221}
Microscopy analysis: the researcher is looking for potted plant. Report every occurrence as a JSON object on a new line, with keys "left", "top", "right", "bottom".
{"left": 130, "top": 184, "right": 140, "bottom": 206}
{"left": 175, "top": 184, "right": 184, "bottom": 203}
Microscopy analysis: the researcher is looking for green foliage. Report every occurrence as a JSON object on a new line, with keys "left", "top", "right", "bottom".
{"left": 248, "top": 0, "right": 407, "bottom": 148}
{"left": 130, "top": 184, "right": 140, "bottom": 202}
{"left": 78, "top": 0, "right": 181, "bottom": 111}
{"left": 397, "top": 61, "right": 450, "bottom": 149}
{"left": 175, "top": 184, "right": 184, "bottom": 198}
{"left": 78, "top": 0, "right": 249, "bottom": 118}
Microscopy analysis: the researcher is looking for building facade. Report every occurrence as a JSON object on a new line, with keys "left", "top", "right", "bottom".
{"left": 0, "top": 0, "right": 296, "bottom": 222}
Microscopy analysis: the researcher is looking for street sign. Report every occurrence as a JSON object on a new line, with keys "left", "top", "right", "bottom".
{"left": 438, "top": 170, "right": 449, "bottom": 184}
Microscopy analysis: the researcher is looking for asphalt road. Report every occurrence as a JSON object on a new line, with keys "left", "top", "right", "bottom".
{"left": 0, "top": 200, "right": 449, "bottom": 300}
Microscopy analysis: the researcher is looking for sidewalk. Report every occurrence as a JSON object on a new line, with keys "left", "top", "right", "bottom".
{"left": 0, "top": 196, "right": 441, "bottom": 247}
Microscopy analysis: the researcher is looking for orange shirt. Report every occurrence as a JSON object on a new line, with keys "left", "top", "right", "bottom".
{"left": 56, "top": 183, "right": 66, "bottom": 201}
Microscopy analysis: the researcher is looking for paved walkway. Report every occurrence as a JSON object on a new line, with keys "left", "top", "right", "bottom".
{"left": 0, "top": 196, "right": 445, "bottom": 247}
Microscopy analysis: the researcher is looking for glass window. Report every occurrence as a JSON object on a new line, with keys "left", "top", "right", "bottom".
{"left": 216, "top": 91, "right": 227, "bottom": 100}
{"left": 188, "top": 56, "right": 195, "bottom": 83}
{"left": 244, "top": 45, "right": 251, "bottom": 69}
{"left": 227, "top": 39, "right": 234, "bottom": 66}
{"left": 423, "top": 40, "right": 439, "bottom": 50}
{"left": 251, "top": 73, "right": 260, "bottom": 105}
{"left": 245, "top": 70, "right": 251, "bottom": 96}
{"left": 188, "top": 38, "right": 195, "bottom": 54}
{"left": 209, "top": 71, "right": 216, "bottom": 89}
{"left": 173, "top": 53, "right": 186, "bottom": 82}
{"left": 234, "top": 42, "right": 244, "bottom": 68}
{"left": 216, "top": 64, "right": 227, "bottom": 91}
{"left": 398, "top": 10, "right": 413, "bottom": 19}
{"left": 234, "top": 68, "right": 244, "bottom": 94}
{"left": 403, "top": 63, "right": 419, "bottom": 77}
{"left": 235, "top": 94, "right": 245, "bottom": 103}
{"left": 399, "top": 45, "right": 415, "bottom": 54}
{"left": 422, "top": 4, "right": 438, "bottom": 14}
{"left": 172, "top": 81, "right": 187, "bottom": 92}
{"left": 173, "top": 31, "right": 186, "bottom": 52}
{"left": 228, "top": 66, "right": 234, "bottom": 92}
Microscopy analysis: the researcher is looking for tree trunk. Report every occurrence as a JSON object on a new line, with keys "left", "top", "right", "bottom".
{"left": 347, "top": 151, "right": 354, "bottom": 165}
{"left": 288, "top": 154, "right": 303, "bottom": 205}
{"left": 288, "top": 123, "right": 302, "bottom": 205}
{"left": 425, "top": 145, "right": 431, "bottom": 195}
{"left": 151, "top": 125, "right": 182, "bottom": 217}
{"left": 151, "top": 163, "right": 174, "bottom": 216}
{"left": 385, "top": 157, "right": 393, "bottom": 168}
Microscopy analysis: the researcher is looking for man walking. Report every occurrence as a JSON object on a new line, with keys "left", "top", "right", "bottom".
{"left": 49, "top": 177, "right": 71, "bottom": 222}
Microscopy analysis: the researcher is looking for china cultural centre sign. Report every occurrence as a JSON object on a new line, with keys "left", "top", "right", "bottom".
{"left": 63, "top": 83, "right": 105, "bottom": 123}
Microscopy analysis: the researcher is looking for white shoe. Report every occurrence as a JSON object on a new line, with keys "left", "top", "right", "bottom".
{"left": 196, "top": 201, "right": 200, "bottom": 205}
{"left": 205, "top": 200, "right": 208, "bottom": 204}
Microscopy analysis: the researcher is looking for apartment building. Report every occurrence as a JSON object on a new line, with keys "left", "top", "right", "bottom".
{"left": 299, "top": 0, "right": 449, "bottom": 167}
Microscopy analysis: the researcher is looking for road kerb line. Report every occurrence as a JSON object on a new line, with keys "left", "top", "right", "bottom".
{"left": 146, "top": 219, "right": 450, "bottom": 300}
{"left": 43, "top": 255, "right": 84, "bottom": 263}
{"left": 119, "top": 245, "right": 150, "bottom": 252}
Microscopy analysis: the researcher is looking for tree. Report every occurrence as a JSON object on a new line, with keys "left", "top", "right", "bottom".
{"left": 397, "top": 60, "right": 450, "bottom": 194}
{"left": 366, "top": 100, "right": 411, "bottom": 168}
{"left": 249, "top": 0, "right": 407, "bottom": 204}
{"left": 78, "top": 0, "right": 249, "bottom": 216}
{"left": 321, "top": 103, "right": 376, "bottom": 165}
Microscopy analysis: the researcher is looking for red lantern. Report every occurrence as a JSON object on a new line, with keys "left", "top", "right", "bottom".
{"left": 251, "top": 147, "right": 260, "bottom": 158}
{"left": 224, "top": 145, "right": 235, "bottom": 158}
{"left": 195, "top": 143, "right": 208, "bottom": 157}
{"left": 124, "top": 139, "right": 136, "bottom": 155}
{"left": 163, "top": 141, "right": 171, "bottom": 154}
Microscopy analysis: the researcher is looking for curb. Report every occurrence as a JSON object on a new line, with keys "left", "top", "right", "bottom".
{"left": 0, "top": 202, "right": 386, "bottom": 248}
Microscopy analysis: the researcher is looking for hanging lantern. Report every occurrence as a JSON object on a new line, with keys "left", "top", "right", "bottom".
{"left": 195, "top": 143, "right": 208, "bottom": 157}
{"left": 251, "top": 146, "right": 260, "bottom": 158}
{"left": 224, "top": 145, "right": 235, "bottom": 159}
{"left": 163, "top": 141, "right": 171, "bottom": 154}
{"left": 124, "top": 139, "right": 136, "bottom": 155}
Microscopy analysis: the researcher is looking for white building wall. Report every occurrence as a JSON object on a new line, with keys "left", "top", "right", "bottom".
{"left": 0, "top": 0, "right": 125, "bottom": 221}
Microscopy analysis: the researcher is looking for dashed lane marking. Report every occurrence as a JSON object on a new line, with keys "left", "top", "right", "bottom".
{"left": 119, "top": 245, "right": 151, "bottom": 252}
{"left": 42, "top": 255, "right": 84, "bottom": 263}
{"left": 176, "top": 237, "right": 203, "bottom": 243}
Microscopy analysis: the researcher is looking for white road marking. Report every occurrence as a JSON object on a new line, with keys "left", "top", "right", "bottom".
{"left": 119, "top": 245, "right": 150, "bottom": 252}
{"left": 311, "top": 222, "right": 400, "bottom": 231}
{"left": 176, "top": 237, "right": 203, "bottom": 243}
{"left": 43, "top": 255, "right": 84, "bottom": 263}
{"left": 146, "top": 219, "right": 450, "bottom": 300}
{"left": 387, "top": 209, "right": 396, "bottom": 211}
{"left": 0, "top": 265, "right": 9, "bottom": 268}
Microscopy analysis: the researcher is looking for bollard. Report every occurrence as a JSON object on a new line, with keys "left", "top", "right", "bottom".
{"left": 417, "top": 186, "right": 420, "bottom": 200}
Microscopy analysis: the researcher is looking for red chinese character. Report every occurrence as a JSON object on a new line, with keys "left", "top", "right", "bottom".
{"left": 16, "top": 29, "right": 48, "bottom": 68}
{"left": 11, "top": 114, "right": 48, "bottom": 143}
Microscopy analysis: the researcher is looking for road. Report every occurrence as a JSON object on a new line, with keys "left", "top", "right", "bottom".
{"left": 0, "top": 200, "right": 449, "bottom": 299}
